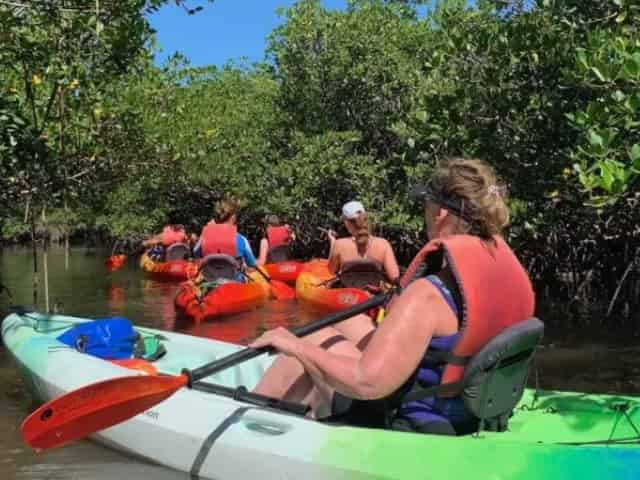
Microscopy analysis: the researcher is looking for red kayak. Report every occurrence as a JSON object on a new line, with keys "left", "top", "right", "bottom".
{"left": 105, "top": 254, "right": 127, "bottom": 272}
{"left": 174, "top": 270, "right": 270, "bottom": 323}
{"left": 295, "top": 259, "right": 370, "bottom": 312}
{"left": 262, "top": 261, "right": 306, "bottom": 285}
{"left": 139, "top": 252, "right": 199, "bottom": 282}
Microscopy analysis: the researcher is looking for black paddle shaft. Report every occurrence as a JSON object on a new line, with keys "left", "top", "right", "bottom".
{"left": 185, "top": 291, "right": 392, "bottom": 386}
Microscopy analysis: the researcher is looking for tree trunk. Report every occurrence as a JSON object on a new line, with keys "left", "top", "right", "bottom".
{"left": 42, "top": 207, "right": 50, "bottom": 313}
{"left": 31, "top": 214, "right": 38, "bottom": 306}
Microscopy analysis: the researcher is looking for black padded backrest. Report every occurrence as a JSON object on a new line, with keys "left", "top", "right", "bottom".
{"left": 339, "top": 259, "right": 386, "bottom": 289}
{"left": 165, "top": 242, "right": 191, "bottom": 261}
{"left": 266, "top": 244, "right": 292, "bottom": 263}
{"left": 200, "top": 254, "right": 240, "bottom": 281}
{"left": 462, "top": 317, "right": 544, "bottom": 432}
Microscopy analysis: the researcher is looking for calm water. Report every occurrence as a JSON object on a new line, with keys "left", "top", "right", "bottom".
{"left": 1, "top": 246, "right": 638, "bottom": 479}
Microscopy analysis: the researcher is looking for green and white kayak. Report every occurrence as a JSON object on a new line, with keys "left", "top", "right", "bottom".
{"left": 2, "top": 311, "right": 640, "bottom": 479}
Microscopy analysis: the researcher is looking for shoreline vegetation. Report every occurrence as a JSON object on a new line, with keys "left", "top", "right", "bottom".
{"left": 1, "top": 1, "right": 638, "bottom": 330}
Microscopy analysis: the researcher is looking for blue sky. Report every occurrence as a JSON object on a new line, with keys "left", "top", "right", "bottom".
{"left": 149, "top": 0, "right": 349, "bottom": 67}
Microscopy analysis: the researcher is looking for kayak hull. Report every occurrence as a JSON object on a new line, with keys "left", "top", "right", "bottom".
{"left": 174, "top": 271, "right": 270, "bottom": 322}
{"left": 139, "top": 252, "right": 199, "bottom": 282}
{"left": 3, "top": 312, "right": 640, "bottom": 480}
{"left": 295, "top": 259, "right": 370, "bottom": 312}
{"left": 263, "top": 261, "right": 305, "bottom": 285}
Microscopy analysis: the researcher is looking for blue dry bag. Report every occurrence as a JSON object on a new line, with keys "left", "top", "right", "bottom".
{"left": 57, "top": 317, "right": 138, "bottom": 360}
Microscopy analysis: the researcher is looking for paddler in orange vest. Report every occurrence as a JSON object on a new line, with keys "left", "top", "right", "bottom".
{"left": 257, "top": 214, "right": 296, "bottom": 265}
{"left": 326, "top": 200, "right": 400, "bottom": 283}
{"left": 250, "top": 157, "right": 535, "bottom": 434}
{"left": 193, "top": 198, "right": 258, "bottom": 270}
{"left": 142, "top": 215, "right": 190, "bottom": 249}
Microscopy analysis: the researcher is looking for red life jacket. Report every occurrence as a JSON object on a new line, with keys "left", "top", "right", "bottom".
{"left": 161, "top": 225, "right": 187, "bottom": 247}
{"left": 200, "top": 223, "right": 237, "bottom": 257}
{"left": 400, "top": 234, "right": 535, "bottom": 392}
{"left": 266, "top": 226, "right": 291, "bottom": 248}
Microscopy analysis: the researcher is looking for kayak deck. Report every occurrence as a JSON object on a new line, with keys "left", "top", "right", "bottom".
{"left": 296, "top": 259, "right": 370, "bottom": 312}
{"left": 139, "top": 252, "right": 199, "bottom": 281}
{"left": 174, "top": 271, "right": 270, "bottom": 322}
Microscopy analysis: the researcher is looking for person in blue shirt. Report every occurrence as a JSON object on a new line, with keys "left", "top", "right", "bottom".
{"left": 193, "top": 198, "right": 257, "bottom": 271}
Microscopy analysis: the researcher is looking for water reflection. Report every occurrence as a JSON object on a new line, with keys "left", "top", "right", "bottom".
{"left": 0, "top": 246, "right": 323, "bottom": 480}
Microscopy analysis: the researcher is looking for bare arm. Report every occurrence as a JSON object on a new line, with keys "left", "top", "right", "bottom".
{"left": 327, "top": 240, "right": 341, "bottom": 274}
{"left": 257, "top": 238, "right": 268, "bottom": 265}
{"left": 382, "top": 239, "right": 400, "bottom": 282}
{"left": 252, "top": 280, "right": 454, "bottom": 400}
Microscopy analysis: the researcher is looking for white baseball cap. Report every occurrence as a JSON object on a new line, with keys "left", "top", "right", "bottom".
{"left": 342, "top": 200, "right": 365, "bottom": 220}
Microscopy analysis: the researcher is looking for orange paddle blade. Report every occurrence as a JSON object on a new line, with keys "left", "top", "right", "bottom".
{"left": 269, "top": 279, "right": 296, "bottom": 300}
{"left": 22, "top": 374, "right": 188, "bottom": 451}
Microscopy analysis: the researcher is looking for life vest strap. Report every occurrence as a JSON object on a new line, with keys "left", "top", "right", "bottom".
{"left": 424, "top": 350, "right": 470, "bottom": 366}
{"left": 401, "top": 380, "right": 465, "bottom": 404}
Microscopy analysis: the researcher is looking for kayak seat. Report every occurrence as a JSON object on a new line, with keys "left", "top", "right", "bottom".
{"left": 166, "top": 242, "right": 191, "bottom": 261}
{"left": 200, "top": 254, "right": 241, "bottom": 282}
{"left": 390, "top": 317, "right": 544, "bottom": 436}
{"left": 461, "top": 317, "right": 544, "bottom": 434}
{"left": 266, "top": 244, "right": 292, "bottom": 263}
{"left": 338, "top": 259, "right": 386, "bottom": 290}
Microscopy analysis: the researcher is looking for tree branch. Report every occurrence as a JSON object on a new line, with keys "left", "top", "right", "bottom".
{"left": 36, "top": 82, "right": 60, "bottom": 136}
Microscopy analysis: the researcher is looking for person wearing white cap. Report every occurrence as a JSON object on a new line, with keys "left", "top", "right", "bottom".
{"left": 326, "top": 201, "right": 400, "bottom": 282}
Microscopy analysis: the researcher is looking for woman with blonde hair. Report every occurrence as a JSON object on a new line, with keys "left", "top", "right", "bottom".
{"left": 327, "top": 201, "right": 400, "bottom": 283}
{"left": 251, "top": 158, "right": 535, "bottom": 435}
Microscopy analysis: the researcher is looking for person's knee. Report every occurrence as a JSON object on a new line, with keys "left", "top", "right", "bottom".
{"left": 304, "top": 327, "right": 361, "bottom": 358}
{"left": 334, "top": 313, "right": 375, "bottom": 347}
{"left": 304, "top": 327, "right": 347, "bottom": 349}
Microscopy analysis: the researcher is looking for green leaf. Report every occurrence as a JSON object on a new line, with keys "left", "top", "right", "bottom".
{"left": 612, "top": 90, "right": 626, "bottom": 102}
{"left": 630, "top": 145, "right": 640, "bottom": 170}
{"left": 576, "top": 49, "right": 588, "bottom": 70}
{"left": 599, "top": 162, "right": 614, "bottom": 192}
{"left": 415, "top": 110, "right": 427, "bottom": 123}
{"left": 588, "top": 130, "right": 604, "bottom": 148}
{"left": 591, "top": 67, "right": 606, "bottom": 82}
{"left": 623, "top": 56, "right": 640, "bottom": 79}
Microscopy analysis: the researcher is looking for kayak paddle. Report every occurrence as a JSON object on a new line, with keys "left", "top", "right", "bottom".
{"left": 254, "top": 266, "right": 296, "bottom": 300}
{"left": 21, "top": 292, "right": 391, "bottom": 451}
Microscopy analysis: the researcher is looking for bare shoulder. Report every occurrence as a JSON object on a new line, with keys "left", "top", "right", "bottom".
{"left": 332, "top": 238, "right": 350, "bottom": 250}
{"left": 373, "top": 236, "right": 393, "bottom": 249}
{"left": 397, "top": 278, "right": 442, "bottom": 305}
{"left": 376, "top": 279, "right": 444, "bottom": 338}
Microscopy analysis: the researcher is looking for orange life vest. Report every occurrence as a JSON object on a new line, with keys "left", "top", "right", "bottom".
{"left": 400, "top": 234, "right": 535, "bottom": 390}
{"left": 161, "top": 225, "right": 187, "bottom": 247}
{"left": 266, "top": 226, "right": 291, "bottom": 249}
{"left": 200, "top": 223, "right": 237, "bottom": 257}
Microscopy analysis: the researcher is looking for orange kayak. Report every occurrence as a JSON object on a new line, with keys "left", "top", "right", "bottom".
{"left": 262, "top": 261, "right": 306, "bottom": 285}
{"left": 174, "top": 271, "right": 270, "bottom": 323}
{"left": 295, "top": 259, "right": 370, "bottom": 312}
{"left": 139, "top": 252, "right": 199, "bottom": 281}
{"left": 105, "top": 254, "right": 127, "bottom": 271}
